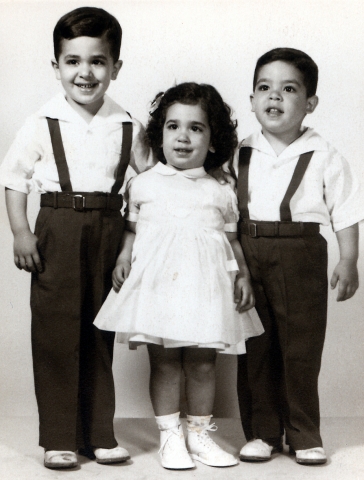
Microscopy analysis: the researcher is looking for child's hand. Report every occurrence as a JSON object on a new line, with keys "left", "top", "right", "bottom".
{"left": 234, "top": 273, "right": 255, "bottom": 313}
{"left": 330, "top": 259, "right": 359, "bottom": 301}
{"left": 209, "top": 167, "right": 236, "bottom": 188}
{"left": 13, "top": 230, "right": 42, "bottom": 273}
{"left": 112, "top": 259, "right": 131, "bottom": 292}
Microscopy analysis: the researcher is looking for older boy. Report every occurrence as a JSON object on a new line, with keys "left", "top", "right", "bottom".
{"left": 0, "top": 7, "right": 153, "bottom": 469}
{"left": 235, "top": 48, "right": 362, "bottom": 465}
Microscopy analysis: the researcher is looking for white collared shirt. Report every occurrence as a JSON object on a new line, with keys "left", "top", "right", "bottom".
{"left": 0, "top": 93, "right": 154, "bottom": 194}
{"left": 232, "top": 128, "right": 363, "bottom": 232}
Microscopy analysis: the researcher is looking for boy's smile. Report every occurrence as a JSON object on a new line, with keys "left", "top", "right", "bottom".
{"left": 52, "top": 36, "right": 122, "bottom": 117}
{"left": 250, "top": 61, "right": 318, "bottom": 147}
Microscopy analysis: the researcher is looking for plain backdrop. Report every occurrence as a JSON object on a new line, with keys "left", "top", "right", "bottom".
{"left": 0, "top": 0, "right": 363, "bottom": 420}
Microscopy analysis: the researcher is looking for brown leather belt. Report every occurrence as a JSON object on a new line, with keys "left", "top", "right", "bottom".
{"left": 40, "top": 192, "right": 123, "bottom": 211}
{"left": 239, "top": 220, "right": 320, "bottom": 238}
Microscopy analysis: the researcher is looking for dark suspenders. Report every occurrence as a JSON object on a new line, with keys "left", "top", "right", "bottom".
{"left": 46, "top": 117, "right": 133, "bottom": 194}
{"left": 111, "top": 122, "right": 133, "bottom": 194}
{"left": 237, "top": 146, "right": 314, "bottom": 221}
{"left": 237, "top": 147, "right": 252, "bottom": 219}
{"left": 46, "top": 118, "right": 72, "bottom": 192}
{"left": 279, "top": 151, "right": 313, "bottom": 221}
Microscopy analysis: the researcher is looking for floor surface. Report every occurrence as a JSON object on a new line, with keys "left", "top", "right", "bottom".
{"left": 0, "top": 417, "right": 363, "bottom": 479}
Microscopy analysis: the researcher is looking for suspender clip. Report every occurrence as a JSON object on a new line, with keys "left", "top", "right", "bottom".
{"left": 248, "top": 223, "right": 257, "bottom": 238}
{"left": 73, "top": 194, "right": 86, "bottom": 211}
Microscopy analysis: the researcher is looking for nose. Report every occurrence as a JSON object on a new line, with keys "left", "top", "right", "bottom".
{"left": 79, "top": 62, "right": 93, "bottom": 78}
{"left": 269, "top": 89, "right": 282, "bottom": 101}
{"left": 177, "top": 128, "right": 190, "bottom": 143}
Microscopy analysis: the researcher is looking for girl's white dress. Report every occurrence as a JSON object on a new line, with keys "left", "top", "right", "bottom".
{"left": 94, "top": 162, "right": 263, "bottom": 354}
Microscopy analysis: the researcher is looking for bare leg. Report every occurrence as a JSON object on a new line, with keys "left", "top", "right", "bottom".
{"left": 147, "top": 344, "right": 182, "bottom": 416}
{"left": 183, "top": 348, "right": 217, "bottom": 416}
{"left": 183, "top": 348, "right": 237, "bottom": 467}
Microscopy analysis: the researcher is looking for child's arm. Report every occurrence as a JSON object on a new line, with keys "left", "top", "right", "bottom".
{"left": 131, "top": 119, "right": 156, "bottom": 173}
{"left": 112, "top": 222, "right": 136, "bottom": 292}
{"left": 226, "top": 232, "right": 255, "bottom": 312}
{"left": 331, "top": 223, "right": 359, "bottom": 301}
{"left": 5, "top": 188, "right": 42, "bottom": 273}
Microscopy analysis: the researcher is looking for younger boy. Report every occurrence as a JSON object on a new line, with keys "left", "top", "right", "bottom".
{"left": 0, "top": 7, "right": 152, "bottom": 469}
{"left": 235, "top": 48, "right": 362, "bottom": 465}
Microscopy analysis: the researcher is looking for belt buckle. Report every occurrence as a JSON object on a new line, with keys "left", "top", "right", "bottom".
{"left": 73, "top": 194, "right": 86, "bottom": 211}
{"left": 248, "top": 222, "right": 257, "bottom": 238}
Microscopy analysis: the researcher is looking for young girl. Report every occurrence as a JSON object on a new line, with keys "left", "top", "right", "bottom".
{"left": 94, "top": 83, "right": 264, "bottom": 470}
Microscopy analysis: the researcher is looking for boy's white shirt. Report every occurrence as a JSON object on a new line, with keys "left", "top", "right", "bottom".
{"left": 0, "top": 93, "right": 153, "bottom": 194}
{"left": 232, "top": 128, "right": 363, "bottom": 232}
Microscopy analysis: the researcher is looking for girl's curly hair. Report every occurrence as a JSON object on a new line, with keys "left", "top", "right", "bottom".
{"left": 146, "top": 82, "right": 238, "bottom": 171}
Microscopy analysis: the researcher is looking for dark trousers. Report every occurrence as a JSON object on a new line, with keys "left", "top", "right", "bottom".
{"left": 30, "top": 207, "right": 124, "bottom": 451}
{"left": 237, "top": 234, "right": 328, "bottom": 450}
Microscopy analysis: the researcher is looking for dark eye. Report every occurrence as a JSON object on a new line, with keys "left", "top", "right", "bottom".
{"left": 257, "top": 84, "right": 269, "bottom": 91}
{"left": 284, "top": 86, "right": 295, "bottom": 92}
{"left": 191, "top": 126, "right": 202, "bottom": 132}
{"left": 166, "top": 123, "right": 178, "bottom": 130}
{"left": 93, "top": 59, "right": 104, "bottom": 65}
{"left": 67, "top": 59, "right": 78, "bottom": 65}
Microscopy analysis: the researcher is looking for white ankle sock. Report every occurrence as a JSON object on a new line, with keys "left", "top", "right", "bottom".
{"left": 155, "top": 412, "right": 180, "bottom": 431}
{"left": 187, "top": 414, "right": 212, "bottom": 432}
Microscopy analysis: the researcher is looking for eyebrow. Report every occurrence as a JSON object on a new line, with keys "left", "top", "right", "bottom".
{"left": 165, "top": 119, "right": 207, "bottom": 127}
{"left": 257, "top": 78, "right": 301, "bottom": 85}
{"left": 63, "top": 54, "right": 108, "bottom": 60}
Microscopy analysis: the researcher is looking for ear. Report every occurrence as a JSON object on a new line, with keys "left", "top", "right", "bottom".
{"left": 250, "top": 93, "right": 256, "bottom": 112}
{"left": 209, "top": 145, "right": 216, "bottom": 153}
{"left": 111, "top": 60, "right": 123, "bottom": 80}
{"left": 51, "top": 59, "right": 61, "bottom": 80}
{"left": 306, "top": 95, "right": 319, "bottom": 114}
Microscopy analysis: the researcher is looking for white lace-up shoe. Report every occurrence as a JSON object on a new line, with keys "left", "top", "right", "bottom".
{"left": 159, "top": 425, "right": 195, "bottom": 470}
{"left": 239, "top": 439, "right": 282, "bottom": 462}
{"left": 94, "top": 445, "right": 130, "bottom": 464}
{"left": 295, "top": 447, "right": 327, "bottom": 465}
{"left": 187, "top": 422, "right": 238, "bottom": 467}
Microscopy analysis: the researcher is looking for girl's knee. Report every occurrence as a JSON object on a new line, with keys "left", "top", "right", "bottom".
{"left": 183, "top": 349, "right": 217, "bottom": 378}
{"left": 148, "top": 344, "right": 182, "bottom": 376}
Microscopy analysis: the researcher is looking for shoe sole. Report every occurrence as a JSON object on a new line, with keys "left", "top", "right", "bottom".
{"left": 296, "top": 458, "right": 327, "bottom": 465}
{"left": 240, "top": 455, "right": 270, "bottom": 462}
{"left": 163, "top": 465, "right": 195, "bottom": 470}
{"left": 191, "top": 454, "right": 239, "bottom": 467}
{"left": 240, "top": 446, "right": 283, "bottom": 463}
{"left": 44, "top": 461, "right": 78, "bottom": 469}
{"left": 96, "top": 455, "right": 130, "bottom": 464}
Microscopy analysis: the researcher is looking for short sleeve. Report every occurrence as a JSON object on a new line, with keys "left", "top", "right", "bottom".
{"left": 0, "top": 115, "right": 43, "bottom": 193}
{"left": 124, "top": 176, "right": 140, "bottom": 222}
{"left": 222, "top": 184, "right": 239, "bottom": 232}
{"left": 323, "top": 149, "right": 364, "bottom": 232}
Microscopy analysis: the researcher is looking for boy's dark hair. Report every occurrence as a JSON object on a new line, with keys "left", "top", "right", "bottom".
{"left": 53, "top": 7, "right": 122, "bottom": 63}
{"left": 146, "top": 83, "right": 238, "bottom": 171}
{"left": 253, "top": 48, "right": 318, "bottom": 97}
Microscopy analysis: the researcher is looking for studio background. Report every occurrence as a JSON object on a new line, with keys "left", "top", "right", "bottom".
{"left": 0, "top": 0, "right": 363, "bottom": 421}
